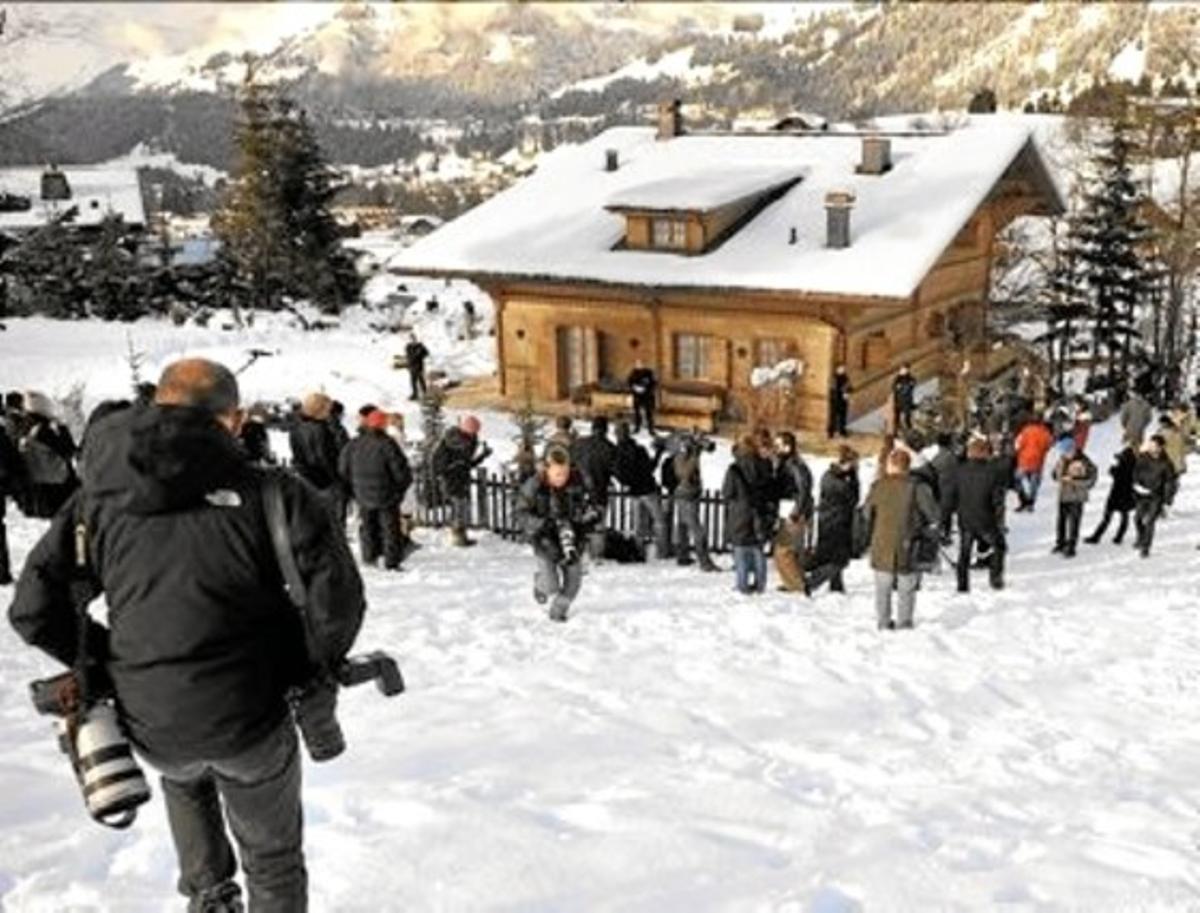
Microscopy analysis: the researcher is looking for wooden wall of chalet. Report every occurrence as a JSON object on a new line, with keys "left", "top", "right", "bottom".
{"left": 491, "top": 196, "right": 1025, "bottom": 433}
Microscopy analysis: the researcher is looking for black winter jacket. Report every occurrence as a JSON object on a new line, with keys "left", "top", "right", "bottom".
{"left": 1104, "top": 447, "right": 1138, "bottom": 512}
{"left": 8, "top": 405, "right": 365, "bottom": 764}
{"left": 615, "top": 438, "right": 660, "bottom": 497}
{"left": 339, "top": 430, "right": 413, "bottom": 509}
{"left": 776, "top": 454, "right": 814, "bottom": 521}
{"left": 949, "top": 458, "right": 1006, "bottom": 535}
{"left": 722, "top": 455, "right": 774, "bottom": 547}
{"left": 814, "top": 466, "right": 860, "bottom": 567}
{"left": 515, "top": 469, "right": 596, "bottom": 560}
{"left": 289, "top": 416, "right": 342, "bottom": 491}
{"left": 571, "top": 434, "right": 618, "bottom": 505}
{"left": 1132, "top": 452, "right": 1173, "bottom": 506}
{"left": 432, "top": 427, "right": 484, "bottom": 499}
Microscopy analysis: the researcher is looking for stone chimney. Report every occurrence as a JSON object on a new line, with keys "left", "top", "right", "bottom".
{"left": 857, "top": 135, "right": 893, "bottom": 175}
{"left": 657, "top": 99, "right": 683, "bottom": 141}
{"left": 825, "top": 191, "right": 856, "bottom": 249}
{"left": 605, "top": 149, "right": 619, "bottom": 172}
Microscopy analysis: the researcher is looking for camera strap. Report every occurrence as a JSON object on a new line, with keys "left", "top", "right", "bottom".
{"left": 260, "top": 471, "right": 323, "bottom": 673}
{"left": 69, "top": 493, "right": 98, "bottom": 710}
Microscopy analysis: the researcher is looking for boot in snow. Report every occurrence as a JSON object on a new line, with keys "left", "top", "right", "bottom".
{"left": 189, "top": 883, "right": 243, "bottom": 913}
{"left": 548, "top": 599, "right": 569, "bottom": 622}
{"left": 449, "top": 528, "right": 476, "bottom": 547}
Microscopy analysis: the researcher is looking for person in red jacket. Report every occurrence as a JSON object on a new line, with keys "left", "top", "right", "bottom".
{"left": 1013, "top": 418, "right": 1054, "bottom": 512}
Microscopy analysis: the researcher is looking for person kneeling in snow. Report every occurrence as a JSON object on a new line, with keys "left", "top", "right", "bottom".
{"left": 516, "top": 446, "right": 599, "bottom": 622}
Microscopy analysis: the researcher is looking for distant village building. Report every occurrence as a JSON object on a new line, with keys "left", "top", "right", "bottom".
{"left": 396, "top": 106, "right": 1066, "bottom": 432}
{"left": 396, "top": 213, "right": 444, "bottom": 244}
{"left": 0, "top": 165, "right": 146, "bottom": 234}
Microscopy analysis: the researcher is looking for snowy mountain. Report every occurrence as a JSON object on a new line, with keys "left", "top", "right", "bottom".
{"left": 2, "top": 2, "right": 1197, "bottom": 174}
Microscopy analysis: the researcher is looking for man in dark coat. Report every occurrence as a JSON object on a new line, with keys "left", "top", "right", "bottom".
{"left": 1084, "top": 439, "right": 1137, "bottom": 545}
{"left": 570, "top": 415, "right": 618, "bottom": 559}
{"left": 339, "top": 409, "right": 413, "bottom": 569}
{"left": 1132, "top": 435, "right": 1174, "bottom": 558}
{"left": 947, "top": 437, "right": 1006, "bottom": 592}
{"left": 432, "top": 415, "right": 491, "bottom": 546}
{"left": 614, "top": 421, "right": 668, "bottom": 558}
{"left": 863, "top": 448, "right": 940, "bottom": 630}
{"left": 892, "top": 364, "right": 917, "bottom": 432}
{"left": 8, "top": 359, "right": 365, "bottom": 913}
{"left": 806, "top": 446, "right": 860, "bottom": 594}
{"left": 515, "top": 445, "right": 598, "bottom": 621}
{"left": 405, "top": 335, "right": 430, "bottom": 401}
{"left": 827, "top": 365, "right": 851, "bottom": 439}
{"left": 722, "top": 434, "right": 775, "bottom": 594}
{"left": 627, "top": 359, "right": 658, "bottom": 433}
{"left": 289, "top": 393, "right": 342, "bottom": 501}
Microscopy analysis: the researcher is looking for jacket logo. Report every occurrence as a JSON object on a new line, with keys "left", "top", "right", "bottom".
{"left": 205, "top": 489, "right": 243, "bottom": 508}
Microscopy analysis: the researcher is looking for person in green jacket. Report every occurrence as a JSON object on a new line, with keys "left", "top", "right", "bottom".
{"left": 863, "top": 448, "right": 939, "bottom": 630}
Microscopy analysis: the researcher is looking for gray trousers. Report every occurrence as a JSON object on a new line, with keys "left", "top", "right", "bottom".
{"left": 874, "top": 570, "right": 920, "bottom": 629}
{"left": 535, "top": 551, "right": 584, "bottom": 618}
{"left": 143, "top": 721, "right": 306, "bottom": 913}
{"left": 633, "top": 492, "right": 669, "bottom": 558}
{"left": 451, "top": 495, "right": 471, "bottom": 532}
{"left": 675, "top": 498, "right": 710, "bottom": 562}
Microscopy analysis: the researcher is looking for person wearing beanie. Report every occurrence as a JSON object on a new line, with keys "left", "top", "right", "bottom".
{"left": 515, "top": 444, "right": 599, "bottom": 622}
{"left": 431, "top": 414, "right": 492, "bottom": 546}
{"left": 339, "top": 409, "right": 413, "bottom": 570}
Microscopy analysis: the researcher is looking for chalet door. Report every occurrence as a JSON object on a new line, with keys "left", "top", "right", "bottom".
{"left": 557, "top": 326, "right": 600, "bottom": 396}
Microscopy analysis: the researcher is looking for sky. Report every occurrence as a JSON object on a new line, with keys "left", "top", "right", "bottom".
{"left": 0, "top": 2, "right": 848, "bottom": 102}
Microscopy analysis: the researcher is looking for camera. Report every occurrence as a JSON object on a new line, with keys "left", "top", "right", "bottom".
{"left": 557, "top": 521, "right": 579, "bottom": 566}
{"left": 28, "top": 672, "right": 151, "bottom": 830}
{"left": 291, "top": 651, "right": 406, "bottom": 762}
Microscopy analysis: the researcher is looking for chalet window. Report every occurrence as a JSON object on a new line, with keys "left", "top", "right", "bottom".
{"left": 754, "top": 338, "right": 795, "bottom": 368}
{"left": 651, "top": 217, "right": 687, "bottom": 251}
{"left": 674, "top": 333, "right": 711, "bottom": 380}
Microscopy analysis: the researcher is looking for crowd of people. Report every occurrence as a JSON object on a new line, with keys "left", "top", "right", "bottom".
{"left": 2, "top": 353, "right": 1198, "bottom": 911}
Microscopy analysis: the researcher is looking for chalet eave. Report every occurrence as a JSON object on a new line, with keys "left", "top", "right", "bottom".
{"left": 391, "top": 264, "right": 914, "bottom": 307}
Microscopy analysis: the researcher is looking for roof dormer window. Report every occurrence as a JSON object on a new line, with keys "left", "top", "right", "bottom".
{"left": 651, "top": 217, "right": 687, "bottom": 251}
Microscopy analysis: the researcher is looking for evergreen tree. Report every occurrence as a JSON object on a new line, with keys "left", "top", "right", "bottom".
{"left": 1076, "top": 116, "right": 1155, "bottom": 388}
{"left": 1036, "top": 215, "right": 1091, "bottom": 397}
{"left": 212, "top": 63, "right": 362, "bottom": 318}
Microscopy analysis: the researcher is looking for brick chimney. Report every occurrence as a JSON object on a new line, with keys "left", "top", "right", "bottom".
{"left": 857, "top": 135, "right": 893, "bottom": 175}
{"left": 657, "top": 99, "right": 683, "bottom": 141}
{"left": 825, "top": 191, "right": 856, "bottom": 249}
{"left": 605, "top": 149, "right": 619, "bottom": 172}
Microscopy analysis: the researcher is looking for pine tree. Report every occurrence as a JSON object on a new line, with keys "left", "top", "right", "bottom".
{"left": 511, "top": 383, "right": 546, "bottom": 481}
{"left": 1039, "top": 221, "right": 1091, "bottom": 396}
{"left": 212, "top": 62, "right": 362, "bottom": 318}
{"left": 1075, "top": 116, "right": 1155, "bottom": 388}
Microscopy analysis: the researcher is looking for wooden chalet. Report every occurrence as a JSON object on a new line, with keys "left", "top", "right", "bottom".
{"left": 396, "top": 106, "right": 1066, "bottom": 432}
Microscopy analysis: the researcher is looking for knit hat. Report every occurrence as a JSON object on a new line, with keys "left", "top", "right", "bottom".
{"left": 460, "top": 415, "right": 481, "bottom": 436}
{"left": 364, "top": 409, "right": 389, "bottom": 431}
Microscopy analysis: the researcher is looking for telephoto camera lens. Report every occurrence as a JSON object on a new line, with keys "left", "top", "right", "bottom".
{"left": 73, "top": 703, "right": 152, "bottom": 828}
{"left": 290, "top": 680, "right": 345, "bottom": 762}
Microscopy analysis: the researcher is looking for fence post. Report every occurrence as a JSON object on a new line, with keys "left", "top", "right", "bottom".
{"left": 474, "top": 468, "right": 489, "bottom": 529}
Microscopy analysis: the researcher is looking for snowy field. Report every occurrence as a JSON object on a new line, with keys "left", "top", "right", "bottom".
{"left": 3, "top": 318, "right": 1200, "bottom": 911}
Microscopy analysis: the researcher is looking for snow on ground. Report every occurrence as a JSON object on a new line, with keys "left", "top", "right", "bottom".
{"left": 4, "top": 321, "right": 1200, "bottom": 910}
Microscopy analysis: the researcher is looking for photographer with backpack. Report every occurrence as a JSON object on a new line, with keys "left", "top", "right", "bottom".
{"left": 8, "top": 359, "right": 366, "bottom": 913}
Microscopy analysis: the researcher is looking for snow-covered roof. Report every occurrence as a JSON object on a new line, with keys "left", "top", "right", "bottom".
{"left": 0, "top": 166, "right": 146, "bottom": 231}
{"left": 606, "top": 164, "right": 804, "bottom": 213}
{"left": 395, "top": 116, "right": 1066, "bottom": 300}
